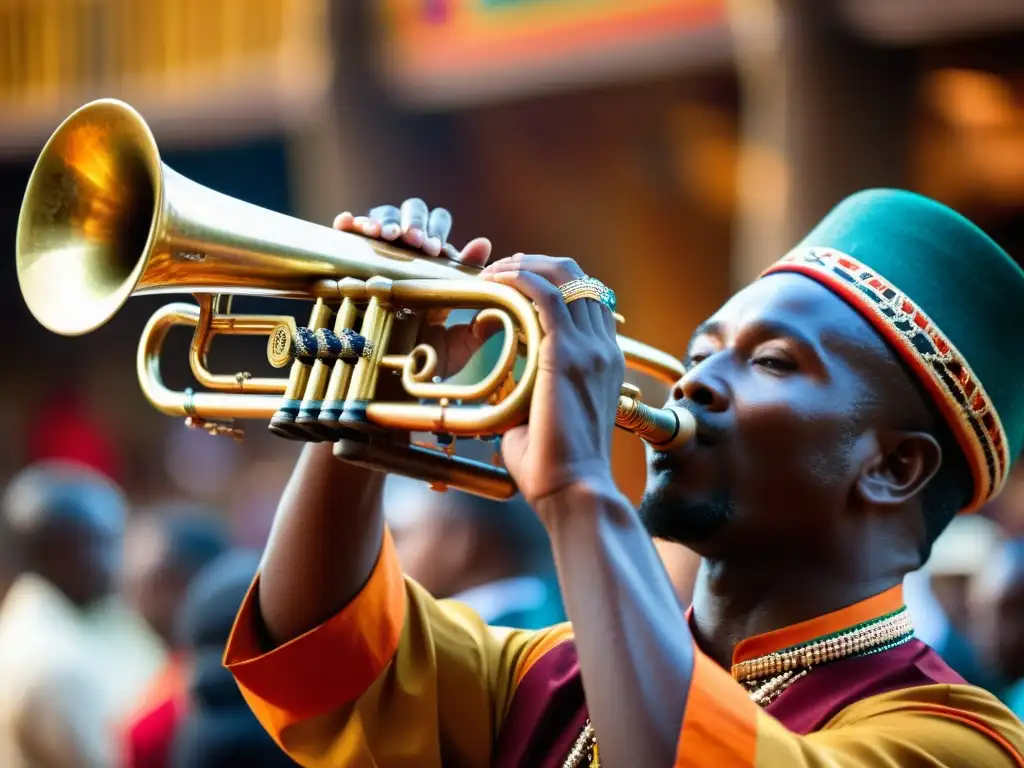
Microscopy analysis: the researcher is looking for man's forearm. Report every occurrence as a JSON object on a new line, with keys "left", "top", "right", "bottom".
{"left": 257, "top": 442, "right": 387, "bottom": 646}
{"left": 538, "top": 481, "right": 694, "bottom": 768}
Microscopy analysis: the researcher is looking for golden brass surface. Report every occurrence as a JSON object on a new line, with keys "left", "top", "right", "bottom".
{"left": 17, "top": 98, "right": 695, "bottom": 499}
{"left": 320, "top": 280, "right": 368, "bottom": 417}
{"left": 190, "top": 295, "right": 296, "bottom": 393}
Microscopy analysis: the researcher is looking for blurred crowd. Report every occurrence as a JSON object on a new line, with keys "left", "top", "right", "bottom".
{"left": 0, "top": 426, "right": 574, "bottom": 768}
{"left": 0, "top": 460, "right": 290, "bottom": 767}
{"left": 2, "top": 430, "right": 1024, "bottom": 766}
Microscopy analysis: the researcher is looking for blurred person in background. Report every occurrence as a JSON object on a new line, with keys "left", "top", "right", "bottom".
{"left": 970, "top": 538, "right": 1024, "bottom": 715}
{"left": 0, "top": 516, "right": 16, "bottom": 607}
{"left": 27, "top": 391, "right": 122, "bottom": 486}
{"left": 384, "top": 475, "right": 565, "bottom": 629}
{"left": 991, "top": 464, "right": 1024, "bottom": 538}
{"left": 225, "top": 456, "right": 300, "bottom": 551}
{"left": 121, "top": 506, "right": 232, "bottom": 768}
{"left": 927, "top": 515, "right": 1002, "bottom": 637}
{"left": 903, "top": 514, "right": 1003, "bottom": 693}
{"left": 172, "top": 550, "right": 296, "bottom": 767}
{"left": 222, "top": 192, "right": 1024, "bottom": 767}
{"left": 0, "top": 461, "right": 162, "bottom": 768}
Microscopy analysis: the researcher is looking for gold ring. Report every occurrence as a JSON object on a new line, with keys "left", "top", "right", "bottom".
{"left": 559, "top": 277, "right": 617, "bottom": 313}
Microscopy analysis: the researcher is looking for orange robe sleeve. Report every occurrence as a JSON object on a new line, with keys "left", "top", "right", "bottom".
{"left": 224, "top": 528, "right": 567, "bottom": 767}
{"left": 675, "top": 643, "right": 1024, "bottom": 768}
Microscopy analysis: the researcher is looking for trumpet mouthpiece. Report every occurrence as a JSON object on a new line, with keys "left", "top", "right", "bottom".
{"left": 615, "top": 397, "right": 696, "bottom": 450}
{"left": 660, "top": 406, "right": 697, "bottom": 450}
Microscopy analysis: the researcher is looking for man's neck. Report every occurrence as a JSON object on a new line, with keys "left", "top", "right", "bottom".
{"left": 689, "top": 558, "right": 903, "bottom": 669}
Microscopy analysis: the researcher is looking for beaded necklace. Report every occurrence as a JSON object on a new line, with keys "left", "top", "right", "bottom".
{"left": 733, "top": 606, "right": 914, "bottom": 706}
{"left": 561, "top": 606, "right": 914, "bottom": 768}
{"left": 561, "top": 720, "right": 599, "bottom": 768}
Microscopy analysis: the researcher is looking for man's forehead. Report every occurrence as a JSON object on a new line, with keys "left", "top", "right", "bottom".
{"left": 693, "top": 273, "right": 877, "bottom": 345}
{"left": 717, "top": 274, "right": 842, "bottom": 324}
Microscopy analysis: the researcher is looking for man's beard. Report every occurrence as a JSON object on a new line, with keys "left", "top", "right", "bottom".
{"left": 638, "top": 484, "right": 736, "bottom": 545}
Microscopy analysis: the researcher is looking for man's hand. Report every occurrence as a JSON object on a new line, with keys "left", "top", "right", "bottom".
{"left": 334, "top": 198, "right": 495, "bottom": 381}
{"left": 335, "top": 198, "right": 491, "bottom": 264}
{"left": 479, "top": 259, "right": 691, "bottom": 768}
{"left": 481, "top": 254, "right": 624, "bottom": 513}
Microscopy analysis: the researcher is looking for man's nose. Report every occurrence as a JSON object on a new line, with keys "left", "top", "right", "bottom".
{"left": 671, "top": 365, "right": 730, "bottom": 413}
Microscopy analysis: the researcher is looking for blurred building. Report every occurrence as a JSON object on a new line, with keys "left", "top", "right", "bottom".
{"left": 0, "top": 0, "right": 1022, "bottom": 515}
{"left": 0, "top": 0, "right": 316, "bottom": 505}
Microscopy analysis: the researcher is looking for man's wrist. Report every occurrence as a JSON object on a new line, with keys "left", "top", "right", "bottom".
{"left": 532, "top": 474, "right": 633, "bottom": 534}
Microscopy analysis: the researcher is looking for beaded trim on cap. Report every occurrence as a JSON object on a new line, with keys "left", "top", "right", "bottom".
{"left": 733, "top": 607, "right": 915, "bottom": 707}
{"left": 761, "top": 247, "right": 1009, "bottom": 512}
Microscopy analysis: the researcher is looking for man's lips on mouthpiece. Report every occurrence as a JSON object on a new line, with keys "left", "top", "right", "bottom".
{"left": 649, "top": 406, "right": 723, "bottom": 469}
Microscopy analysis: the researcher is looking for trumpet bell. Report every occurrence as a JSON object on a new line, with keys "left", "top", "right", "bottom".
{"left": 17, "top": 99, "right": 161, "bottom": 336}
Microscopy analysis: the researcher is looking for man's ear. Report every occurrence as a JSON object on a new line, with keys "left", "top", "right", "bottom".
{"left": 856, "top": 431, "right": 942, "bottom": 507}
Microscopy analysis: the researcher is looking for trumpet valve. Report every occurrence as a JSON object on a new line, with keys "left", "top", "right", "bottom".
{"left": 267, "top": 321, "right": 299, "bottom": 369}
{"left": 267, "top": 324, "right": 374, "bottom": 369}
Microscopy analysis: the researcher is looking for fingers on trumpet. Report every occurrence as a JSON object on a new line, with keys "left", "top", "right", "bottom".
{"left": 369, "top": 205, "right": 402, "bottom": 240}
{"left": 450, "top": 237, "right": 493, "bottom": 267}
{"left": 334, "top": 199, "right": 493, "bottom": 267}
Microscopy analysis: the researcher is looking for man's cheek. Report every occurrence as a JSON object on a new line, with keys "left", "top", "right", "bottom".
{"left": 733, "top": 399, "right": 813, "bottom": 463}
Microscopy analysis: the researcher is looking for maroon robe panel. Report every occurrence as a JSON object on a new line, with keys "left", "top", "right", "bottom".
{"left": 765, "top": 638, "right": 966, "bottom": 734}
{"left": 492, "top": 638, "right": 964, "bottom": 766}
{"left": 492, "top": 642, "right": 587, "bottom": 768}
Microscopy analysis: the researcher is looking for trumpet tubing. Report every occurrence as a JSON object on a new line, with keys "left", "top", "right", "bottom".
{"left": 17, "top": 99, "right": 695, "bottom": 499}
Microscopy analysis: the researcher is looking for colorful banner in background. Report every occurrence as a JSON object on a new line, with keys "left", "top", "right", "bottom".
{"left": 379, "top": 0, "right": 727, "bottom": 104}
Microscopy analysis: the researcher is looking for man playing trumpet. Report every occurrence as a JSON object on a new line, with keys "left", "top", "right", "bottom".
{"left": 224, "top": 193, "right": 1024, "bottom": 766}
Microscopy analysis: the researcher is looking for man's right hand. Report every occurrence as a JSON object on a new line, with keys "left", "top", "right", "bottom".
{"left": 334, "top": 198, "right": 497, "bottom": 379}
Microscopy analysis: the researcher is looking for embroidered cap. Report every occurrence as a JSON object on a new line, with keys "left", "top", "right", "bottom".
{"left": 761, "top": 189, "right": 1024, "bottom": 512}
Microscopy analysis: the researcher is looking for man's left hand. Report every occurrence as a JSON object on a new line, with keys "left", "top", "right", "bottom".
{"left": 481, "top": 254, "right": 624, "bottom": 516}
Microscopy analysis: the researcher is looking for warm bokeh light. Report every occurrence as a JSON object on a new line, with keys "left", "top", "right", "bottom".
{"left": 925, "top": 69, "right": 1018, "bottom": 131}
{"left": 915, "top": 68, "right": 1024, "bottom": 209}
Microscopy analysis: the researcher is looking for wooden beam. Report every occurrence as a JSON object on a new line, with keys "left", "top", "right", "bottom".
{"left": 839, "top": 0, "right": 1024, "bottom": 45}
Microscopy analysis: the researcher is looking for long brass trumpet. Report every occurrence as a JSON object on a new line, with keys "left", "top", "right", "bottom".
{"left": 16, "top": 99, "right": 694, "bottom": 499}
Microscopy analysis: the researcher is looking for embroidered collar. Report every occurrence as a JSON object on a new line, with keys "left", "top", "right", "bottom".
{"left": 730, "top": 585, "right": 905, "bottom": 666}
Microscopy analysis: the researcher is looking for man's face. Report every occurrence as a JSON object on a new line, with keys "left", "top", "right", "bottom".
{"left": 640, "top": 273, "right": 895, "bottom": 558}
